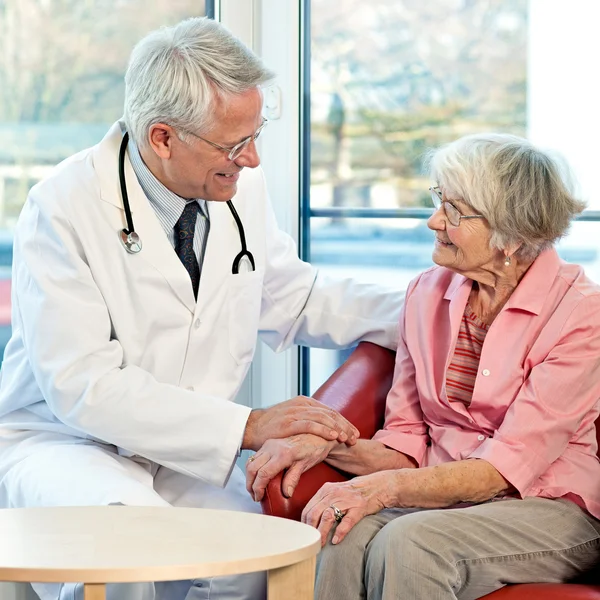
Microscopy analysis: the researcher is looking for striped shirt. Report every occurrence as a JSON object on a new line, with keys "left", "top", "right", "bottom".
{"left": 127, "top": 138, "right": 210, "bottom": 270}
{"left": 446, "top": 305, "right": 489, "bottom": 407}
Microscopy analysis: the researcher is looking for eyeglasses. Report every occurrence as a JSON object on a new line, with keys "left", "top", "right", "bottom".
{"left": 429, "top": 186, "right": 485, "bottom": 227}
{"left": 181, "top": 118, "right": 268, "bottom": 161}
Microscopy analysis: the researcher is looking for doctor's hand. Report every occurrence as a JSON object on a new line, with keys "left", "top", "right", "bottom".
{"left": 241, "top": 396, "right": 359, "bottom": 452}
{"left": 245, "top": 433, "right": 335, "bottom": 502}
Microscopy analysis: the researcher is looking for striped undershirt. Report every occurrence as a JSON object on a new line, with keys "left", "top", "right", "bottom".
{"left": 446, "top": 305, "right": 489, "bottom": 407}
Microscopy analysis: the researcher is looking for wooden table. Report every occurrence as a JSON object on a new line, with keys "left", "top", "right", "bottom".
{"left": 0, "top": 506, "right": 321, "bottom": 600}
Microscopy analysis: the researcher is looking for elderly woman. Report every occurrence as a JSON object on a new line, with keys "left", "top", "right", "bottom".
{"left": 246, "top": 133, "right": 600, "bottom": 599}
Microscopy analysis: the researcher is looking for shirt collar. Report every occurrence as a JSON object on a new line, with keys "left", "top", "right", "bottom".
{"left": 505, "top": 247, "right": 561, "bottom": 315}
{"left": 127, "top": 136, "right": 208, "bottom": 234}
{"left": 443, "top": 247, "right": 562, "bottom": 316}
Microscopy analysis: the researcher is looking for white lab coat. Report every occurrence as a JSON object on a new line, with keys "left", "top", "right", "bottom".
{"left": 0, "top": 121, "right": 402, "bottom": 498}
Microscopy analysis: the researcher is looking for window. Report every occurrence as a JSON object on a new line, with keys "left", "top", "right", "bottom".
{"left": 303, "top": 0, "right": 600, "bottom": 393}
{"left": 0, "top": 0, "right": 207, "bottom": 363}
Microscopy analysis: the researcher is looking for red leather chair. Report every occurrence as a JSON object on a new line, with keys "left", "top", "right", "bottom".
{"left": 261, "top": 342, "right": 600, "bottom": 599}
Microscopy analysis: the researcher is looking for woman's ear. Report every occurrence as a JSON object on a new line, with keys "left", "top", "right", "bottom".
{"left": 503, "top": 242, "right": 522, "bottom": 261}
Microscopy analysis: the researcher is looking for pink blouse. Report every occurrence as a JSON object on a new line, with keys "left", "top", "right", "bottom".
{"left": 373, "top": 248, "right": 600, "bottom": 518}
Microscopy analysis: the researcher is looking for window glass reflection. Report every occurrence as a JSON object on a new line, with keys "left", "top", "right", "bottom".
{"left": 0, "top": 0, "right": 206, "bottom": 361}
{"left": 307, "top": 0, "right": 599, "bottom": 392}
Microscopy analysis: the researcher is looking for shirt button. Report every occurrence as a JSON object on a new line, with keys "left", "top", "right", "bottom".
{"left": 477, "top": 434, "right": 485, "bottom": 441}
{"left": 482, "top": 369, "right": 490, "bottom": 376}
{"left": 194, "top": 319, "right": 201, "bottom": 329}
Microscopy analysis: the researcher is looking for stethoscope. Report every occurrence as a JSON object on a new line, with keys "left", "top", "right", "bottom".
{"left": 118, "top": 131, "right": 255, "bottom": 274}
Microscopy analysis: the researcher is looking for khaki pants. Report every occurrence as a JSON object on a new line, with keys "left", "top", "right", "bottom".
{"left": 315, "top": 497, "right": 600, "bottom": 600}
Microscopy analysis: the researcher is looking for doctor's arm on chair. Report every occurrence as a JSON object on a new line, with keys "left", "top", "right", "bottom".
{"left": 246, "top": 186, "right": 406, "bottom": 500}
{"left": 245, "top": 313, "right": 417, "bottom": 503}
{"left": 256, "top": 176, "right": 404, "bottom": 355}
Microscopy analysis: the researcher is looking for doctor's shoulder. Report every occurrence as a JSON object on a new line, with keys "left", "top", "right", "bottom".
{"left": 24, "top": 146, "right": 99, "bottom": 217}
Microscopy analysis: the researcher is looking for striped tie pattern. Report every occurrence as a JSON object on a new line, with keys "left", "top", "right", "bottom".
{"left": 175, "top": 201, "right": 201, "bottom": 299}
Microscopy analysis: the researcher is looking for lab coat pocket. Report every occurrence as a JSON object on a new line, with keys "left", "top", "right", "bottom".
{"left": 228, "top": 269, "right": 264, "bottom": 365}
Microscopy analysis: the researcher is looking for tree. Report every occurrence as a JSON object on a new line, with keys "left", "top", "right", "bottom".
{"left": 311, "top": 0, "right": 528, "bottom": 208}
{"left": 0, "top": 0, "right": 205, "bottom": 123}
{"left": 0, "top": 0, "right": 205, "bottom": 225}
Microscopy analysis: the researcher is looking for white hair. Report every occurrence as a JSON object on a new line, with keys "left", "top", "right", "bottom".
{"left": 425, "top": 133, "right": 586, "bottom": 260}
{"left": 124, "top": 17, "right": 274, "bottom": 148}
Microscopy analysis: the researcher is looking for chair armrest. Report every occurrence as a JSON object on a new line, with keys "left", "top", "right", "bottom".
{"left": 481, "top": 584, "right": 600, "bottom": 599}
{"left": 261, "top": 342, "right": 396, "bottom": 520}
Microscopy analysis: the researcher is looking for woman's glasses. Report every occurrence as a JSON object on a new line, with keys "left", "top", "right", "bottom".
{"left": 429, "top": 186, "right": 484, "bottom": 227}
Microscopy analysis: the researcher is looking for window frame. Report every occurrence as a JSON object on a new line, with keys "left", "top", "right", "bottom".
{"left": 221, "top": 0, "right": 304, "bottom": 408}
{"left": 245, "top": 0, "right": 600, "bottom": 401}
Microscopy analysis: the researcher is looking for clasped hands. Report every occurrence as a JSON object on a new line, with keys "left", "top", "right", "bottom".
{"left": 244, "top": 398, "right": 405, "bottom": 548}
{"left": 242, "top": 395, "right": 358, "bottom": 502}
{"left": 245, "top": 426, "right": 395, "bottom": 548}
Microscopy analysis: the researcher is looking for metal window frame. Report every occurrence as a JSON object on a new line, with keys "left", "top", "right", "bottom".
{"left": 309, "top": 207, "right": 600, "bottom": 221}
{"left": 220, "top": 0, "right": 304, "bottom": 409}
{"left": 299, "top": 0, "right": 312, "bottom": 396}
{"left": 205, "top": 0, "right": 217, "bottom": 19}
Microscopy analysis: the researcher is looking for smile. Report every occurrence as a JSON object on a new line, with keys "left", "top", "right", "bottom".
{"left": 216, "top": 172, "right": 240, "bottom": 182}
{"left": 435, "top": 238, "right": 454, "bottom": 247}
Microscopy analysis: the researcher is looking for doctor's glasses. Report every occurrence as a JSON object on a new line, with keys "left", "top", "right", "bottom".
{"left": 180, "top": 118, "right": 268, "bottom": 161}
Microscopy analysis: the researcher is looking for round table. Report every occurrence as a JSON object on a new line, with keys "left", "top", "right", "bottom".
{"left": 0, "top": 506, "right": 321, "bottom": 600}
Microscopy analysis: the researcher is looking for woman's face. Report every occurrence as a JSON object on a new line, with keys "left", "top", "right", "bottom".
{"left": 427, "top": 188, "right": 501, "bottom": 277}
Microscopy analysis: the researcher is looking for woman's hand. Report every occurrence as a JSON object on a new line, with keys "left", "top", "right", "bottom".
{"left": 301, "top": 470, "right": 398, "bottom": 546}
{"left": 245, "top": 434, "right": 336, "bottom": 502}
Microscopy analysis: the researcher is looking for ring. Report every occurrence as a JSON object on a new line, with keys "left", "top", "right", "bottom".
{"left": 330, "top": 504, "right": 344, "bottom": 523}
{"left": 247, "top": 455, "right": 256, "bottom": 463}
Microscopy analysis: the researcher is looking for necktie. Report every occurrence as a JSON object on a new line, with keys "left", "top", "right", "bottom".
{"left": 174, "top": 201, "right": 201, "bottom": 299}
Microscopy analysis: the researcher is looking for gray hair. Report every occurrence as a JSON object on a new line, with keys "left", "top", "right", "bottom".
{"left": 425, "top": 133, "right": 586, "bottom": 261}
{"left": 124, "top": 17, "right": 274, "bottom": 148}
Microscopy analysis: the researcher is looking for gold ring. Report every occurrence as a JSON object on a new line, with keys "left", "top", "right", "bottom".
{"left": 330, "top": 504, "right": 344, "bottom": 523}
{"left": 247, "top": 455, "right": 256, "bottom": 463}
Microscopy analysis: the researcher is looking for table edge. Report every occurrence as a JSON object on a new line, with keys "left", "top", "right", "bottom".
{"left": 0, "top": 539, "right": 321, "bottom": 584}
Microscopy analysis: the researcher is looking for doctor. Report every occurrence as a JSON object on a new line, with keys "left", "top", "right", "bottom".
{"left": 0, "top": 16, "right": 402, "bottom": 600}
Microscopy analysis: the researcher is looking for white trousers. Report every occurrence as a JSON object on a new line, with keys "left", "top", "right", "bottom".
{"left": 0, "top": 441, "right": 265, "bottom": 600}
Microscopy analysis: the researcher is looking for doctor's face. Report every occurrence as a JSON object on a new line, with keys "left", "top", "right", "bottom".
{"left": 149, "top": 87, "right": 264, "bottom": 202}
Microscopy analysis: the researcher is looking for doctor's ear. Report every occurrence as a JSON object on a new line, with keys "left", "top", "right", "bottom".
{"left": 147, "top": 124, "right": 176, "bottom": 160}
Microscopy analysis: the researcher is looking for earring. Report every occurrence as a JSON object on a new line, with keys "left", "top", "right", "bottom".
{"left": 504, "top": 255, "right": 511, "bottom": 267}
